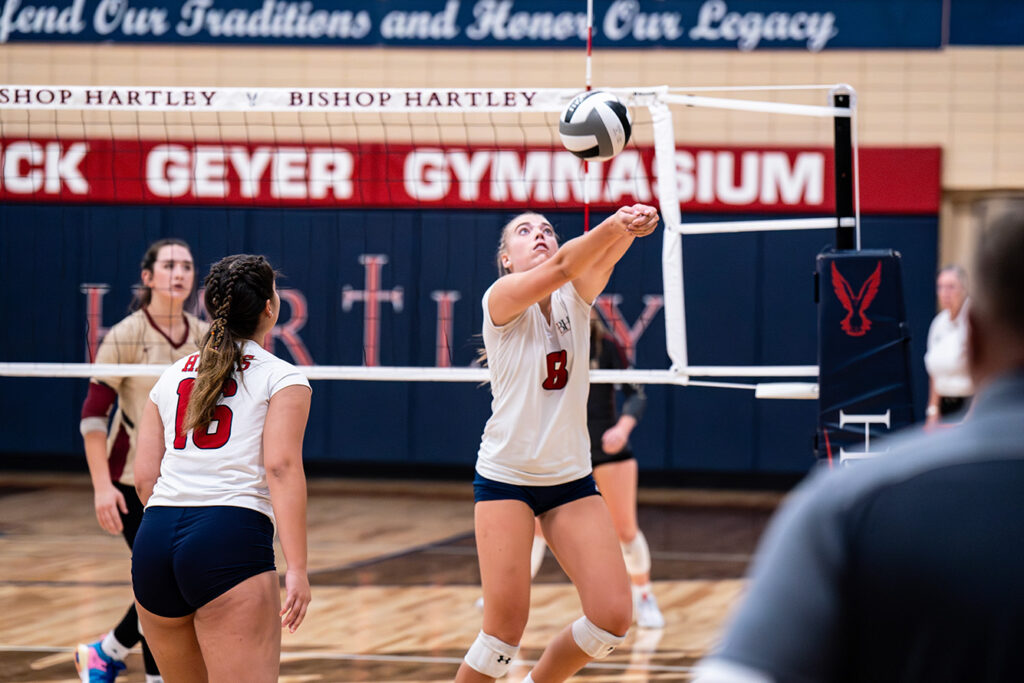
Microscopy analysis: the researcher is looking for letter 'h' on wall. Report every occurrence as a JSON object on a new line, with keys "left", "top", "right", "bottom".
{"left": 815, "top": 250, "right": 914, "bottom": 465}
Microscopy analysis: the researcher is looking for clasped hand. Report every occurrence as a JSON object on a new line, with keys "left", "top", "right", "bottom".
{"left": 615, "top": 203, "right": 659, "bottom": 237}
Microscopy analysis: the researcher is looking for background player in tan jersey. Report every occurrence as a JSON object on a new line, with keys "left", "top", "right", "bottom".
{"left": 76, "top": 239, "right": 207, "bottom": 683}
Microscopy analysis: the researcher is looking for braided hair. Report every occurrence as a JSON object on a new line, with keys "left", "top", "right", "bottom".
{"left": 182, "top": 254, "right": 275, "bottom": 434}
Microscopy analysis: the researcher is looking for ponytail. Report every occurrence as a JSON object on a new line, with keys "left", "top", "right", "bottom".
{"left": 182, "top": 255, "right": 274, "bottom": 435}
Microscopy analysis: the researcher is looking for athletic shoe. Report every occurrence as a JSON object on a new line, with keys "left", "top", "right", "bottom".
{"left": 474, "top": 596, "right": 485, "bottom": 610}
{"left": 631, "top": 625, "right": 664, "bottom": 654}
{"left": 75, "top": 641, "right": 126, "bottom": 683}
{"left": 633, "top": 588, "right": 666, "bottom": 629}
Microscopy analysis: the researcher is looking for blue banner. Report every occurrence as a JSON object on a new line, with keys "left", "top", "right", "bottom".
{"left": 948, "top": 0, "right": 1024, "bottom": 46}
{"left": 0, "top": 0, "right": 955, "bottom": 50}
{"left": 0, "top": 204, "right": 938, "bottom": 474}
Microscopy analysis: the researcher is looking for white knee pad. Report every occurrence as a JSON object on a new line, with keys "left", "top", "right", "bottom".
{"left": 464, "top": 631, "right": 519, "bottom": 678}
{"left": 621, "top": 530, "right": 651, "bottom": 576}
{"left": 571, "top": 616, "right": 626, "bottom": 659}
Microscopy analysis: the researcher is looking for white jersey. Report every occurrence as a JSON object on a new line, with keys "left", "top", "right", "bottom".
{"left": 476, "top": 281, "right": 593, "bottom": 486}
{"left": 924, "top": 302, "right": 974, "bottom": 398}
{"left": 147, "top": 340, "right": 311, "bottom": 521}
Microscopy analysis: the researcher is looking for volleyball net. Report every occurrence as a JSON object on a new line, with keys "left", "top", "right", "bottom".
{"left": 0, "top": 83, "right": 858, "bottom": 397}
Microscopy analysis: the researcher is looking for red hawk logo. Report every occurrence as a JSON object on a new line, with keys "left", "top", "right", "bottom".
{"left": 831, "top": 261, "right": 882, "bottom": 337}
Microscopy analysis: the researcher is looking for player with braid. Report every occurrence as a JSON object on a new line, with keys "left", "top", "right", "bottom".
{"left": 131, "top": 254, "right": 311, "bottom": 682}
{"left": 457, "top": 204, "right": 659, "bottom": 683}
{"left": 77, "top": 238, "right": 206, "bottom": 683}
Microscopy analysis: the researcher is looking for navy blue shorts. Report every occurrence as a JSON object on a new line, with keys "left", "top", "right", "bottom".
{"left": 473, "top": 472, "right": 600, "bottom": 516}
{"left": 132, "top": 505, "right": 276, "bottom": 618}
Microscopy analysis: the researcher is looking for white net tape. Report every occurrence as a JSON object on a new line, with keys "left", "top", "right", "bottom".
{"left": 0, "top": 363, "right": 819, "bottom": 399}
{"left": 0, "top": 362, "right": 817, "bottom": 381}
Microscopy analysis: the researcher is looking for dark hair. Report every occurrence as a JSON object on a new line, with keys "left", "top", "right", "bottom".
{"left": 590, "top": 309, "right": 611, "bottom": 360}
{"left": 131, "top": 238, "right": 194, "bottom": 311}
{"left": 183, "top": 254, "right": 275, "bottom": 434}
{"left": 972, "top": 210, "right": 1024, "bottom": 338}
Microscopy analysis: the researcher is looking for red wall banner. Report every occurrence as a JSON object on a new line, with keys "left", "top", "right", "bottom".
{"left": 0, "top": 139, "right": 940, "bottom": 214}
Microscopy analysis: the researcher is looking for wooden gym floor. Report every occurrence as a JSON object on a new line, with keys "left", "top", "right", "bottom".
{"left": 0, "top": 472, "right": 783, "bottom": 682}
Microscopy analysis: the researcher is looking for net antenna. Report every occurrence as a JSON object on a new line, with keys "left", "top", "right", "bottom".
{"left": 582, "top": 0, "right": 594, "bottom": 233}
{"left": 0, "top": 83, "right": 858, "bottom": 399}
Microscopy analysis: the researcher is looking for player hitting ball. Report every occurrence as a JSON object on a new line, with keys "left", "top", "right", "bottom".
{"left": 456, "top": 194, "right": 658, "bottom": 682}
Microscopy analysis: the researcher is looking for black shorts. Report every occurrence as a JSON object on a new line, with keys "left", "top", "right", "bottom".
{"left": 939, "top": 395, "right": 971, "bottom": 420}
{"left": 113, "top": 481, "right": 145, "bottom": 549}
{"left": 473, "top": 472, "right": 600, "bottom": 516}
{"left": 589, "top": 423, "right": 636, "bottom": 467}
{"left": 132, "top": 505, "right": 276, "bottom": 618}
{"left": 591, "top": 443, "right": 635, "bottom": 468}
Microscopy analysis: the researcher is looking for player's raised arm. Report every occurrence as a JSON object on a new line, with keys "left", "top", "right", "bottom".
{"left": 488, "top": 206, "right": 658, "bottom": 326}
{"left": 572, "top": 203, "right": 658, "bottom": 303}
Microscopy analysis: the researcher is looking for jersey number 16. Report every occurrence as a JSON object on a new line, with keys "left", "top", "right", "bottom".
{"left": 173, "top": 378, "right": 236, "bottom": 449}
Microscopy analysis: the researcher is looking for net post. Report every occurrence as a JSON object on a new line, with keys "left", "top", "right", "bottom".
{"left": 649, "top": 94, "right": 688, "bottom": 375}
{"left": 831, "top": 87, "right": 855, "bottom": 251}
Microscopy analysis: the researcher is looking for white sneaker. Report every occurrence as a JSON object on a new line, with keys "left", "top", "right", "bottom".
{"left": 631, "top": 626, "right": 664, "bottom": 654}
{"left": 633, "top": 588, "right": 665, "bottom": 629}
{"left": 474, "top": 596, "right": 484, "bottom": 611}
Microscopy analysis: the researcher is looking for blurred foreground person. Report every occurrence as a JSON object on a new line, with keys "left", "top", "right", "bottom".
{"left": 695, "top": 209, "right": 1024, "bottom": 683}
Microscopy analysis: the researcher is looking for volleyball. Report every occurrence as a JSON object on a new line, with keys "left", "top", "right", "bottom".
{"left": 558, "top": 90, "right": 632, "bottom": 162}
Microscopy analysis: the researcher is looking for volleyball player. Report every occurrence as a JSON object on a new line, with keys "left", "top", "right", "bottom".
{"left": 457, "top": 204, "right": 659, "bottom": 683}
{"left": 131, "top": 254, "right": 311, "bottom": 682}
{"left": 585, "top": 310, "right": 665, "bottom": 629}
{"left": 486, "top": 312, "right": 666, "bottom": 630}
{"left": 77, "top": 238, "right": 206, "bottom": 683}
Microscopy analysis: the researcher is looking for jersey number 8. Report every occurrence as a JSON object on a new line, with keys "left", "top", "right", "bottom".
{"left": 542, "top": 350, "right": 569, "bottom": 390}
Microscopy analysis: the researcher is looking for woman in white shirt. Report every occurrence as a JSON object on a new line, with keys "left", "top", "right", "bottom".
{"left": 456, "top": 205, "right": 659, "bottom": 683}
{"left": 132, "top": 254, "right": 312, "bottom": 682}
{"left": 924, "top": 265, "right": 973, "bottom": 426}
